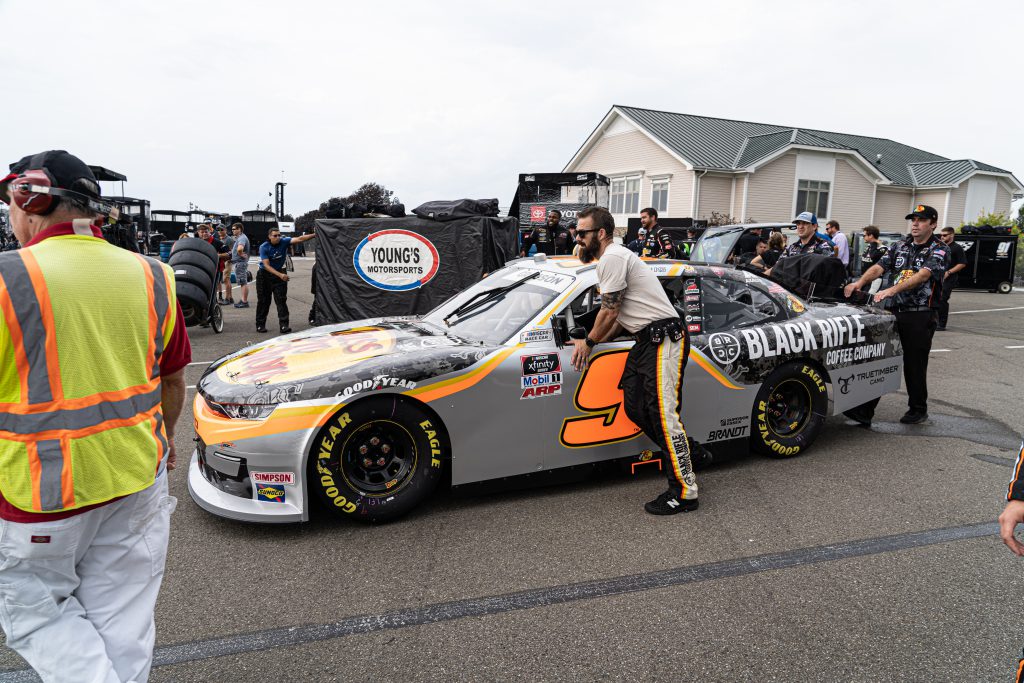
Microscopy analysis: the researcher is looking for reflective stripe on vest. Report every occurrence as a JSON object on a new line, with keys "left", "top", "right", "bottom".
{"left": 0, "top": 242, "right": 173, "bottom": 511}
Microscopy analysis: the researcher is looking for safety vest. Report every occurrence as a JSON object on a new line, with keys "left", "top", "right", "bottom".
{"left": 0, "top": 223, "right": 176, "bottom": 512}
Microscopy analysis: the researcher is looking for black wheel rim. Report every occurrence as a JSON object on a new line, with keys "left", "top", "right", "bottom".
{"left": 764, "top": 379, "right": 812, "bottom": 437}
{"left": 339, "top": 420, "right": 417, "bottom": 495}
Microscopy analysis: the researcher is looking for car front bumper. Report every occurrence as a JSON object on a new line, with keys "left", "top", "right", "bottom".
{"left": 188, "top": 451, "right": 306, "bottom": 523}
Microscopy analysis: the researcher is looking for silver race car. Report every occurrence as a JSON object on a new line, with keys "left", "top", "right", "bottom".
{"left": 189, "top": 256, "right": 903, "bottom": 523}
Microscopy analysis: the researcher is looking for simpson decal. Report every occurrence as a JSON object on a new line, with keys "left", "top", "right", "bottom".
{"left": 252, "top": 472, "right": 295, "bottom": 485}
{"left": 353, "top": 229, "right": 440, "bottom": 291}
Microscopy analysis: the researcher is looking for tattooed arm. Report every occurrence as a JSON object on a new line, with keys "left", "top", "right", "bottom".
{"left": 571, "top": 289, "right": 625, "bottom": 370}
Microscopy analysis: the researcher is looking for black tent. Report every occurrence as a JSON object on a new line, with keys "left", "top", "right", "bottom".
{"left": 242, "top": 210, "right": 278, "bottom": 248}
{"left": 313, "top": 214, "right": 518, "bottom": 323}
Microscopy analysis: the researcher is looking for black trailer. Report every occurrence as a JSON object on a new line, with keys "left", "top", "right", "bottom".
{"left": 508, "top": 172, "right": 609, "bottom": 255}
{"left": 151, "top": 209, "right": 190, "bottom": 241}
{"left": 242, "top": 210, "right": 278, "bottom": 248}
{"left": 106, "top": 196, "right": 151, "bottom": 252}
{"left": 953, "top": 234, "right": 1018, "bottom": 293}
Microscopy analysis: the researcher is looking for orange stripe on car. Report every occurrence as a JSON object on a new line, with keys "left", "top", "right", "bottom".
{"left": 538, "top": 284, "right": 580, "bottom": 325}
{"left": 193, "top": 394, "right": 334, "bottom": 444}
{"left": 690, "top": 350, "right": 743, "bottom": 390}
{"left": 406, "top": 347, "right": 517, "bottom": 403}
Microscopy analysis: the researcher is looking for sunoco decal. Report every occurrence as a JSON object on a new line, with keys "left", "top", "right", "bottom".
{"left": 353, "top": 229, "right": 440, "bottom": 291}
{"left": 256, "top": 484, "right": 286, "bottom": 503}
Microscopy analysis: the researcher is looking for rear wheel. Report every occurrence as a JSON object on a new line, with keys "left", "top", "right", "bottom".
{"left": 750, "top": 361, "right": 828, "bottom": 458}
{"left": 998, "top": 281, "right": 1013, "bottom": 294}
{"left": 210, "top": 302, "right": 224, "bottom": 333}
{"left": 309, "top": 397, "right": 445, "bottom": 523}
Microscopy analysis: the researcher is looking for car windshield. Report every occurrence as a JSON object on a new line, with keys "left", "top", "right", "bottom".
{"left": 422, "top": 266, "right": 574, "bottom": 345}
{"left": 691, "top": 228, "right": 743, "bottom": 263}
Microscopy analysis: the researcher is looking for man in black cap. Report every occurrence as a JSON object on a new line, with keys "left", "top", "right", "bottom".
{"left": 0, "top": 150, "right": 190, "bottom": 681}
{"left": 843, "top": 204, "right": 947, "bottom": 425}
{"left": 936, "top": 227, "right": 967, "bottom": 330}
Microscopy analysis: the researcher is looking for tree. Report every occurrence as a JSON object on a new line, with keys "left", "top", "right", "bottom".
{"left": 294, "top": 182, "right": 401, "bottom": 232}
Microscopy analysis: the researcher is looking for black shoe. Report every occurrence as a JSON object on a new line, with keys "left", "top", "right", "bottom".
{"left": 843, "top": 408, "right": 872, "bottom": 427}
{"left": 936, "top": 325, "right": 947, "bottom": 331}
{"left": 644, "top": 490, "right": 699, "bottom": 515}
{"left": 280, "top": 326, "right": 292, "bottom": 334}
{"left": 256, "top": 326, "right": 268, "bottom": 333}
{"left": 900, "top": 411, "right": 928, "bottom": 424}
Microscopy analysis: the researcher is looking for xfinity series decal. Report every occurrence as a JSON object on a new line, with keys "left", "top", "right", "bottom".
{"left": 353, "top": 229, "right": 440, "bottom": 291}
{"left": 521, "top": 353, "right": 562, "bottom": 399}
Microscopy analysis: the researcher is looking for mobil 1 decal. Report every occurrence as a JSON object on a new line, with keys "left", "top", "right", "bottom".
{"left": 521, "top": 352, "right": 562, "bottom": 400}
{"left": 353, "top": 229, "right": 440, "bottom": 291}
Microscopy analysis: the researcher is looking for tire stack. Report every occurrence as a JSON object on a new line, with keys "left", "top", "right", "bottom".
{"left": 169, "top": 238, "right": 219, "bottom": 327}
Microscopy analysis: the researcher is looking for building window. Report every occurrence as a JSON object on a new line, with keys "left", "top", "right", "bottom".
{"left": 611, "top": 176, "right": 641, "bottom": 214}
{"left": 796, "top": 180, "right": 829, "bottom": 217}
{"left": 651, "top": 180, "right": 669, "bottom": 213}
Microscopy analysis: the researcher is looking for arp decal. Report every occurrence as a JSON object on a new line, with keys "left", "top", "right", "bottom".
{"left": 560, "top": 349, "right": 642, "bottom": 448}
{"left": 252, "top": 472, "right": 295, "bottom": 485}
{"left": 353, "top": 229, "right": 440, "bottom": 291}
{"left": 521, "top": 353, "right": 562, "bottom": 399}
{"left": 256, "top": 484, "right": 286, "bottom": 503}
{"left": 707, "top": 333, "right": 742, "bottom": 365}
{"left": 216, "top": 327, "right": 396, "bottom": 385}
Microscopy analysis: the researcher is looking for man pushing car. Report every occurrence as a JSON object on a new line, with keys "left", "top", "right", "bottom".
{"left": 570, "top": 206, "right": 700, "bottom": 515}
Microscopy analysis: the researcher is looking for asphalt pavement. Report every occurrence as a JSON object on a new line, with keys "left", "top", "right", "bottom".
{"left": 1, "top": 260, "right": 1023, "bottom": 682}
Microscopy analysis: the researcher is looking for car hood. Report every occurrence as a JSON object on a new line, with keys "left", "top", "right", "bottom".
{"left": 197, "top": 318, "right": 501, "bottom": 405}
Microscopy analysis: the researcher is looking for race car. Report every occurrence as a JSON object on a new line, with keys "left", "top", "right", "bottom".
{"left": 189, "top": 256, "right": 904, "bottom": 523}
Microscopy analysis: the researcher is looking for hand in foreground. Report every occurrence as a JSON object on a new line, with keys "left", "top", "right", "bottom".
{"left": 279, "top": 273, "right": 289, "bottom": 282}
{"left": 843, "top": 282, "right": 859, "bottom": 298}
{"left": 166, "top": 442, "right": 177, "bottom": 471}
{"left": 873, "top": 287, "right": 896, "bottom": 304}
{"left": 999, "top": 500, "right": 1024, "bottom": 556}
{"left": 571, "top": 339, "right": 591, "bottom": 371}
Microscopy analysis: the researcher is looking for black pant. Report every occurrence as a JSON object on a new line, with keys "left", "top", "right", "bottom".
{"left": 620, "top": 327, "right": 696, "bottom": 499}
{"left": 256, "top": 269, "right": 289, "bottom": 329}
{"left": 855, "top": 310, "right": 937, "bottom": 417}
{"left": 938, "top": 276, "right": 957, "bottom": 327}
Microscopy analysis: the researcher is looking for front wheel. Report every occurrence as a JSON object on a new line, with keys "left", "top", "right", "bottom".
{"left": 750, "top": 361, "right": 828, "bottom": 458}
{"left": 309, "top": 397, "right": 445, "bottom": 523}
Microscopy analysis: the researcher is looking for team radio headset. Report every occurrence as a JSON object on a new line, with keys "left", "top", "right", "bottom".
{"left": 1, "top": 169, "right": 116, "bottom": 221}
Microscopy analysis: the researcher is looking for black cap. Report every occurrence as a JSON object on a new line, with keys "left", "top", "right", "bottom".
{"left": 7, "top": 150, "right": 101, "bottom": 199}
{"left": 905, "top": 204, "right": 938, "bottom": 221}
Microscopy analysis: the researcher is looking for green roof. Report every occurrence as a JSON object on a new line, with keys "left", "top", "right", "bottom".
{"left": 613, "top": 106, "right": 1012, "bottom": 188}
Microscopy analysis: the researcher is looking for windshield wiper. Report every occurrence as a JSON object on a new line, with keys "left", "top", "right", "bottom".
{"left": 443, "top": 272, "right": 540, "bottom": 326}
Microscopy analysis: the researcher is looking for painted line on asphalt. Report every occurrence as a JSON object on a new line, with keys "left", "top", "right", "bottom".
{"left": 1006, "top": 345, "right": 1024, "bottom": 349}
{"left": 187, "top": 361, "right": 213, "bottom": 367}
{"left": 0, "top": 521, "right": 995, "bottom": 680}
{"left": 950, "top": 306, "right": 1024, "bottom": 315}
{"left": 930, "top": 349, "right": 951, "bottom": 353}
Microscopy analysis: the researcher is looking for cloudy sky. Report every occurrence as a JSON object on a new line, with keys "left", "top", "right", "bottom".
{"left": 1, "top": 0, "right": 1020, "bottom": 218}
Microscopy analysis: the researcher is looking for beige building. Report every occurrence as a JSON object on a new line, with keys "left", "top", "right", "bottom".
{"left": 565, "top": 106, "right": 1023, "bottom": 231}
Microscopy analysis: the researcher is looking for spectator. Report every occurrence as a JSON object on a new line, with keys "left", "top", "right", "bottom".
{"left": 735, "top": 227, "right": 762, "bottom": 257}
{"left": 626, "top": 226, "right": 647, "bottom": 254}
{"left": 218, "top": 225, "right": 235, "bottom": 304}
{"left": 256, "top": 227, "right": 317, "bottom": 334}
{"left": 751, "top": 231, "right": 786, "bottom": 270}
{"left": 0, "top": 150, "right": 189, "bottom": 681}
{"left": 937, "top": 227, "right": 966, "bottom": 330}
{"left": 230, "top": 222, "right": 251, "bottom": 308}
{"left": 825, "top": 219, "right": 850, "bottom": 266}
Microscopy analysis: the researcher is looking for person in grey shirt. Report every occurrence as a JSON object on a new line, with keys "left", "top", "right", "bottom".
{"left": 230, "top": 223, "right": 251, "bottom": 308}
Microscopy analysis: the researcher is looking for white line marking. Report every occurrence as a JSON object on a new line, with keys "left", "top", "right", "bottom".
{"left": 950, "top": 306, "right": 1024, "bottom": 315}
{"left": 1006, "top": 345, "right": 1024, "bottom": 349}
{"left": 187, "top": 362, "right": 211, "bottom": 367}
{"left": 930, "top": 349, "right": 951, "bottom": 353}
{"left": 187, "top": 385, "right": 196, "bottom": 390}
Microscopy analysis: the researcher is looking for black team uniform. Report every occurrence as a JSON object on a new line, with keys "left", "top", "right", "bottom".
{"left": 938, "top": 238, "right": 966, "bottom": 329}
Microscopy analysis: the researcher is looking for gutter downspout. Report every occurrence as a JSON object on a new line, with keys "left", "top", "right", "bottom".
{"left": 692, "top": 170, "right": 708, "bottom": 219}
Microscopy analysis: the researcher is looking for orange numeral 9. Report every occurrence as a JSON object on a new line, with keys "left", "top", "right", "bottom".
{"left": 559, "top": 349, "right": 642, "bottom": 448}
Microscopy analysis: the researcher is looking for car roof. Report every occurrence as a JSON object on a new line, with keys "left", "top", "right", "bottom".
{"left": 507, "top": 254, "right": 760, "bottom": 286}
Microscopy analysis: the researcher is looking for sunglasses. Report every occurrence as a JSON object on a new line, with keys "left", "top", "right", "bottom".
{"left": 575, "top": 229, "right": 598, "bottom": 237}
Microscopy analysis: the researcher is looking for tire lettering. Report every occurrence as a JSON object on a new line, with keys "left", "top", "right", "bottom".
{"left": 419, "top": 419, "right": 443, "bottom": 467}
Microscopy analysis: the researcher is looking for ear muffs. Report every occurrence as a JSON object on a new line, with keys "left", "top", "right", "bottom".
{"left": 5, "top": 169, "right": 59, "bottom": 215}
{"left": 1, "top": 169, "right": 112, "bottom": 217}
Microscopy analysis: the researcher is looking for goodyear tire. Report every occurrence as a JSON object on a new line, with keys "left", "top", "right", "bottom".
{"left": 170, "top": 262, "right": 214, "bottom": 293}
{"left": 169, "top": 238, "right": 219, "bottom": 272}
{"left": 750, "top": 361, "right": 828, "bottom": 459}
{"left": 309, "top": 397, "right": 446, "bottom": 523}
{"left": 168, "top": 249, "right": 218, "bottom": 279}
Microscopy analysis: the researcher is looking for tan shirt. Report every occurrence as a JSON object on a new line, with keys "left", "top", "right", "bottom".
{"left": 596, "top": 244, "right": 678, "bottom": 333}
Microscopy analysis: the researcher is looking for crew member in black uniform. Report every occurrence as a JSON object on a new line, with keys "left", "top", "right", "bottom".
{"left": 638, "top": 207, "right": 679, "bottom": 258}
{"left": 764, "top": 211, "right": 834, "bottom": 276}
{"left": 552, "top": 212, "right": 575, "bottom": 256}
{"left": 843, "top": 204, "right": 947, "bottom": 425}
{"left": 936, "top": 227, "right": 966, "bottom": 330}
{"left": 860, "top": 225, "right": 888, "bottom": 269}
{"left": 571, "top": 206, "right": 700, "bottom": 515}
